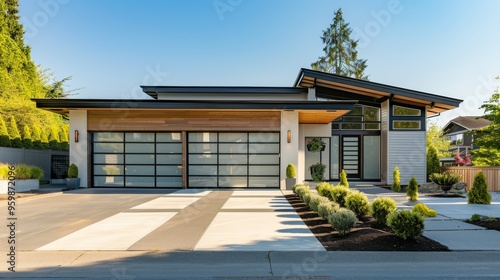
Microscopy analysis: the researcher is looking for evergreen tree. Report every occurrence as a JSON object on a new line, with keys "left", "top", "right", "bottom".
{"left": 21, "top": 124, "right": 33, "bottom": 149}
{"left": 407, "top": 177, "right": 419, "bottom": 201}
{"left": 0, "top": 115, "right": 11, "bottom": 147}
{"left": 31, "top": 124, "right": 43, "bottom": 150}
{"left": 391, "top": 166, "right": 401, "bottom": 192}
{"left": 426, "top": 144, "right": 441, "bottom": 179}
{"left": 472, "top": 78, "right": 500, "bottom": 166}
{"left": 339, "top": 169, "right": 349, "bottom": 188}
{"left": 59, "top": 124, "right": 69, "bottom": 151}
{"left": 311, "top": 8, "right": 368, "bottom": 79}
{"left": 7, "top": 115, "right": 22, "bottom": 148}
{"left": 48, "top": 125, "right": 61, "bottom": 150}
{"left": 40, "top": 127, "right": 49, "bottom": 150}
{"left": 467, "top": 171, "right": 492, "bottom": 204}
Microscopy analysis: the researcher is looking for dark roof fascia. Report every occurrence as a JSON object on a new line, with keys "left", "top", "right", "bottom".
{"left": 141, "top": 86, "right": 308, "bottom": 99}
{"left": 32, "top": 98, "right": 357, "bottom": 111}
{"left": 294, "top": 68, "right": 463, "bottom": 107}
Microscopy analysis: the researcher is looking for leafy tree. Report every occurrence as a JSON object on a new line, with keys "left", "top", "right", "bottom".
{"left": 31, "top": 124, "right": 43, "bottom": 150}
{"left": 7, "top": 115, "right": 22, "bottom": 148}
{"left": 426, "top": 122, "right": 451, "bottom": 158}
{"left": 472, "top": 78, "right": 500, "bottom": 166}
{"left": 40, "top": 127, "right": 49, "bottom": 150}
{"left": 48, "top": 125, "right": 61, "bottom": 150}
{"left": 426, "top": 144, "right": 441, "bottom": 179}
{"left": 311, "top": 8, "right": 368, "bottom": 79}
{"left": 0, "top": 115, "right": 11, "bottom": 147}
{"left": 21, "top": 124, "right": 33, "bottom": 149}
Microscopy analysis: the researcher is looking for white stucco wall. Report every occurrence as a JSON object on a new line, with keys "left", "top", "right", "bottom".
{"left": 69, "top": 110, "right": 88, "bottom": 187}
{"left": 298, "top": 123, "right": 332, "bottom": 184}
{"left": 280, "top": 111, "right": 299, "bottom": 189}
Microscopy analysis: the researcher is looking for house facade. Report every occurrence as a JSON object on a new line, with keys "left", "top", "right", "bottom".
{"left": 34, "top": 69, "right": 462, "bottom": 189}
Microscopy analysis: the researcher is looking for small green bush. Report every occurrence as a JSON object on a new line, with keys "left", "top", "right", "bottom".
{"left": 467, "top": 171, "right": 492, "bottom": 204}
{"left": 407, "top": 176, "right": 419, "bottom": 201}
{"left": 345, "top": 191, "right": 370, "bottom": 217}
{"left": 317, "top": 201, "right": 340, "bottom": 219}
{"left": 293, "top": 184, "right": 307, "bottom": 195}
{"left": 469, "top": 213, "right": 482, "bottom": 223}
{"left": 392, "top": 166, "right": 401, "bottom": 192}
{"left": 286, "top": 163, "right": 296, "bottom": 178}
{"left": 387, "top": 210, "right": 424, "bottom": 240}
{"left": 302, "top": 192, "right": 313, "bottom": 205}
{"left": 30, "top": 166, "right": 44, "bottom": 180}
{"left": 316, "top": 182, "right": 334, "bottom": 197}
{"left": 370, "top": 197, "right": 397, "bottom": 225}
{"left": 328, "top": 185, "right": 351, "bottom": 207}
{"left": 68, "top": 163, "right": 79, "bottom": 178}
{"left": 308, "top": 194, "right": 330, "bottom": 212}
{"left": 0, "top": 164, "right": 44, "bottom": 180}
{"left": 328, "top": 208, "right": 358, "bottom": 236}
{"left": 411, "top": 203, "right": 437, "bottom": 218}
{"left": 14, "top": 165, "right": 31, "bottom": 179}
{"left": 339, "top": 169, "right": 349, "bottom": 188}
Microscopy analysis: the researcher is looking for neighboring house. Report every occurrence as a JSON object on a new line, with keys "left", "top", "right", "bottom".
{"left": 33, "top": 68, "right": 462, "bottom": 189}
{"left": 441, "top": 116, "right": 491, "bottom": 166}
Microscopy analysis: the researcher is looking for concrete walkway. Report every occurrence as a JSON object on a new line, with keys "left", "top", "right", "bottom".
{"left": 351, "top": 184, "right": 500, "bottom": 251}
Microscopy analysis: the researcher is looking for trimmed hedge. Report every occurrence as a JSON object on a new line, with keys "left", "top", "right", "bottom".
{"left": 317, "top": 201, "right": 340, "bottom": 219}
{"left": 308, "top": 194, "right": 331, "bottom": 212}
{"left": 370, "top": 197, "right": 397, "bottom": 225}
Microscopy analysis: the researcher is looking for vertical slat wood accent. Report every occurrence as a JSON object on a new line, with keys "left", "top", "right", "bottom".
{"left": 442, "top": 166, "right": 500, "bottom": 191}
{"left": 182, "top": 131, "right": 187, "bottom": 189}
{"left": 87, "top": 110, "right": 281, "bottom": 131}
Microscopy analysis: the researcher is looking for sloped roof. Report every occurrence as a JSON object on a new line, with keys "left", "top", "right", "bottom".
{"left": 447, "top": 116, "right": 491, "bottom": 131}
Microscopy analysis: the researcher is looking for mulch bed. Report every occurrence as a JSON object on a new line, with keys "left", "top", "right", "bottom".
{"left": 285, "top": 194, "right": 449, "bottom": 251}
{"left": 468, "top": 218, "right": 500, "bottom": 231}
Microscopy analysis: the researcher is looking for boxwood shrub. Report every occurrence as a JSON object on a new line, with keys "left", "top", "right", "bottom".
{"left": 387, "top": 210, "right": 424, "bottom": 240}
{"left": 316, "top": 182, "right": 334, "bottom": 197}
{"left": 328, "top": 185, "right": 351, "bottom": 207}
{"left": 370, "top": 197, "right": 397, "bottom": 225}
{"left": 345, "top": 191, "right": 370, "bottom": 217}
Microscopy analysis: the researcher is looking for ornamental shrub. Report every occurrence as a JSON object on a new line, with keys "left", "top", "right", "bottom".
{"left": 22, "top": 125, "right": 33, "bottom": 149}
{"left": 6, "top": 164, "right": 44, "bottom": 180}
{"left": 370, "top": 197, "right": 397, "bottom": 225}
{"left": 286, "top": 163, "right": 296, "bottom": 178}
{"left": 29, "top": 166, "right": 44, "bottom": 180}
{"left": 316, "top": 182, "right": 334, "bottom": 197}
{"left": 68, "top": 163, "right": 79, "bottom": 178}
{"left": 7, "top": 115, "right": 22, "bottom": 148}
{"left": 308, "top": 194, "right": 331, "bottom": 212}
{"left": 302, "top": 192, "right": 313, "bottom": 205}
{"left": 317, "top": 201, "right": 340, "bottom": 219}
{"left": 0, "top": 116, "right": 11, "bottom": 147}
{"left": 467, "top": 171, "right": 492, "bottom": 204}
{"left": 298, "top": 188, "right": 311, "bottom": 202}
{"left": 427, "top": 145, "right": 441, "bottom": 179}
{"left": 339, "top": 169, "right": 349, "bottom": 188}
{"left": 412, "top": 203, "right": 437, "bottom": 218}
{"left": 328, "top": 208, "right": 358, "bottom": 236}
{"left": 392, "top": 166, "right": 401, "bottom": 192}
{"left": 387, "top": 210, "right": 424, "bottom": 240}
{"left": 328, "top": 185, "right": 351, "bottom": 207}
{"left": 469, "top": 213, "right": 481, "bottom": 223}
{"left": 345, "top": 191, "right": 370, "bottom": 217}
{"left": 293, "top": 184, "right": 307, "bottom": 195}
{"left": 407, "top": 176, "right": 419, "bottom": 201}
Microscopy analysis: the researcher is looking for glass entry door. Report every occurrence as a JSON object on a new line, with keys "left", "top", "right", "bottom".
{"left": 342, "top": 136, "right": 360, "bottom": 178}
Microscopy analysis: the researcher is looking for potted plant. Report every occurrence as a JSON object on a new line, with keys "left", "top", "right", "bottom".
{"left": 309, "top": 162, "right": 326, "bottom": 182}
{"left": 66, "top": 163, "right": 80, "bottom": 190}
{"left": 286, "top": 163, "right": 296, "bottom": 190}
{"left": 429, "top": 172, "right": 462, "bottom": 194}
{"left": 306, "top": 137, "right": 326, "bottom": 152}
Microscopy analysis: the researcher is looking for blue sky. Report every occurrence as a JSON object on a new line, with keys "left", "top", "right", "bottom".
{"left": 19, "top": 0, "right": 500, "bottom": 127}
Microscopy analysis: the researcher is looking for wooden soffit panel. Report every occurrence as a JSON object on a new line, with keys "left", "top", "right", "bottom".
{"left": 298, "top": 109, "right": 351, "bottom": 124}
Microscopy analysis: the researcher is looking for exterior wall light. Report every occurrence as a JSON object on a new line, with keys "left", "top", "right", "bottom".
{"left": 287, "top": 130, "right": 291, "bottom": 143}
{"left": 74, "top": 130, "right": 79, "bottom": 143}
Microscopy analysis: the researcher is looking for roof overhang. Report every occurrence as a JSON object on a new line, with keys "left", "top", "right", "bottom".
{"left": 141, "top": 86, "right": 307, "bottom": 99}
{"left": 33, "top": 99, "right": 357, "bottom": 124}
{"left": 294, "top": 68, "right": 463, "bottom": 115}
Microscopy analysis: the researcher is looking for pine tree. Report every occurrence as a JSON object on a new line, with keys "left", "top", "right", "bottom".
{"left": 21, "top": 124, "right": 33, "bottom": 149}
{"left": 311, "top": 8, "right": 368, "bottom": 79}
{"left": 48, "top": 125, "right": 61, "bottom": 150}
{"left": 7, "top": 115, "right": 22, "bottom": 148}
{"left": 59, "top": 124, "right": 69, "bottom": 151}
{"left": 339, "top": 169, "right": 349, "bottom": 188}
{"left": 467, "top": 171, "right": 492, "bottom": 204}
{"left": 31, "top": 124, "right": 43, "bottom": 149}
{"left": 407, "top": 177, "right": 419, "bottom": 201}
{"left": 392, "top": 166, "right": 401, "bottom": 192}
{"left": 40, "top": 127, "right": 49, "bottom": 150}
{"left": 0, "top": 115, "right": 11, "bottom": 147}
{"left": 426, "top": 145, "right": 441, "bottom": 179}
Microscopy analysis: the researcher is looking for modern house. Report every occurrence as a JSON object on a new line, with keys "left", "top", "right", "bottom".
{"left": 33, "top": 69, "right": 462, "bottom": 189}
{"left": 441, "top": 116, "right": 491, "bottom": 166}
